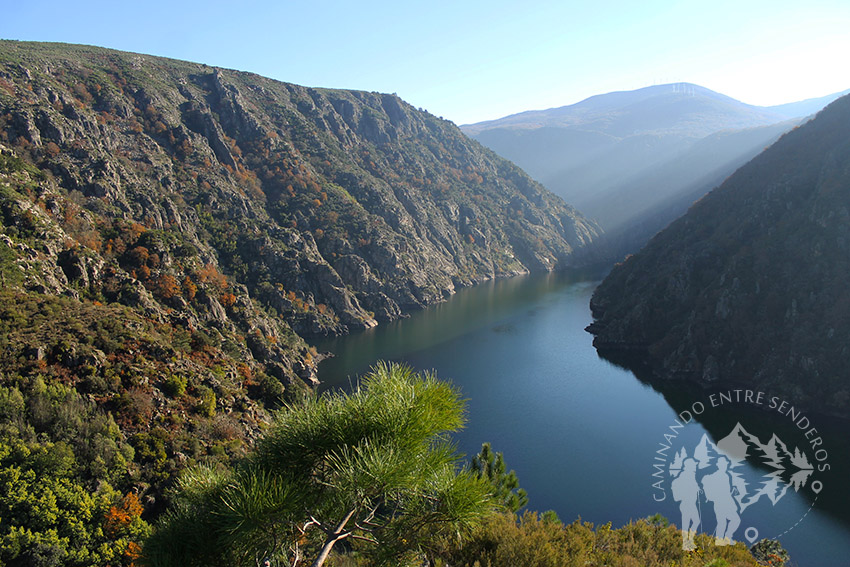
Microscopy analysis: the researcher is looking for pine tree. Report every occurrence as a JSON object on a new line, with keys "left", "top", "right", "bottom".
{"left": 471, "top": 442, "right": 529, "bottom": 513}
{"left": 143, "top": 362, "right": 493, "bottom": 567}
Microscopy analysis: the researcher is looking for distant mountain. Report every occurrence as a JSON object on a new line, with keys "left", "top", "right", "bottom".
{"left": 463, "top": 84, "right": 846, "bottom": 251}
{"left": 463, "top": 83, "right": 785, "bottom": 136}
{"left": 767, "top": 89, "right": 850, "bottom": 119}
{"left": 587, "top": 94, "right": 850, "bottom": 417}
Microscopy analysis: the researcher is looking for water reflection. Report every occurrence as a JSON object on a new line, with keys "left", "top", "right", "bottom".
{"left": 597, "top": 348, "right": 850, "bottom": 531}
{"left": 313, "top": 272, "right": 850, "bottom": 566}
{"left": 316, "top": 270, "right": 597, "bottom": 390}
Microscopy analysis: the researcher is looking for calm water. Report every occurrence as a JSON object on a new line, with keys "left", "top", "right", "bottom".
{"left": 315, "top": 272, "right": 850, "bottom": 566}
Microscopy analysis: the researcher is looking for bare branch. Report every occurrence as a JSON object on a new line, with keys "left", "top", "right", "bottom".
{"left": 333, "top": 508, "right": 357, "bottom": 535}
{"left": 362, "top": 501, "right": 381, "bottom": 524}
{"left": 299, "top": 516, "right": 321, "bottom": 534}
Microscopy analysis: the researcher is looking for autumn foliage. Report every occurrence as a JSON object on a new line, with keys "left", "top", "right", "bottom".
{"left": 104, "top": 492, "right": 145, "bottom": 538}
{"left": 154, "top": 274, "right": 181, "bottom": 299}
{"left": 103, "top": 492, "right": 147, "bottom": 566}
{"left": 195, "top": 263, "right": 228, "bottom": 291}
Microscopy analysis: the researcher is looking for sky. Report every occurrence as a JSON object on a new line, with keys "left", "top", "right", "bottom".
{"left": 2, "top": 0, "right": 850, "bottom": 125}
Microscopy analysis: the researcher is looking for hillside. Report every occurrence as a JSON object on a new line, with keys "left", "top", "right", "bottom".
{"left": 587, "top": 94, "right": 850, "bottom": 418}
{"left": 768, "top": 88, "right": 850, "bottom": 119}
{"left": 594, "top": 120, "right": 794, "bottom": 258}
{"left": 463, "top": 84, "right": 844, "bottom": 244}
{"left": 0, "top": 39, "right": 600, "bottom": 557}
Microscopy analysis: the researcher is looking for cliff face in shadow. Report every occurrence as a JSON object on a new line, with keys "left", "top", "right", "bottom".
{"left": 588, "top": 94, "right": 850, "bottom": 418}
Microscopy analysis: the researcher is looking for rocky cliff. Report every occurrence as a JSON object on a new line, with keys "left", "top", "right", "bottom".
{"left": 587, "top": 94, "right": 850, "bottom": 417}
{"left": 0, "top": 40, "right": 599, "bottom": 342}
{"left": 0, "top": 41, "right": 599, "bottom": 502}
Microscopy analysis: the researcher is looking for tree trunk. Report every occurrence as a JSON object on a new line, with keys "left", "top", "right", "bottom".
{"left": 310, "top": 509, "right": 356, "bottom": 567}
{"left": 310, "top": 538, "right": 338, "bottom": 567}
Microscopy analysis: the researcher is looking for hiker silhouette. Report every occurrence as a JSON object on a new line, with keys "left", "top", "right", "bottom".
{"left": 701, "top": 456, "right": 741, "bottom": 544}
{"left": 671, "top": 458, "right": 701, "bottom": 550}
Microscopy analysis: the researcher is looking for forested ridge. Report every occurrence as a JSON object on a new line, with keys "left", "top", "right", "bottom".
{"left": 589, "top": 93, "right": 850, "bottom": 418}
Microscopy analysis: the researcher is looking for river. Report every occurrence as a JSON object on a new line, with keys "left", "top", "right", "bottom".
{"left": 314, "top": 272, "right": 850, "bottom": 566}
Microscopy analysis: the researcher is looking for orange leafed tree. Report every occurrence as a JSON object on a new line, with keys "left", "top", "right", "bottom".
{"left": 104, "top": 492, "right": 146, "bottom": 567}
{"left": 183, "top": 276, "right": 197, "bottom": 301}
{"left": 196, "top": 263, "right": 228, "bottom": 292}
{"left": 155, "top": 274, "right": 181, "bottom": 299}
{"left": 104, "top": 492, "right": 144, "bottom": 538}
{"left": 124, "top": 541, "right": 143, "bottom": 565}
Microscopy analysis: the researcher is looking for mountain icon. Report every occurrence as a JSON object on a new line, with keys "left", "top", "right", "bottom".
{"left": 715, "top": 423, "right": 813, "bottom": 508}
{"left": 669, "top": 424, "right": 814, "bottom": 512}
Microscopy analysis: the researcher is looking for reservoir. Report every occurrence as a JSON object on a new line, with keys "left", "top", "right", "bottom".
{"left": 315, "top": 272, "right": 850, "bottom": 566}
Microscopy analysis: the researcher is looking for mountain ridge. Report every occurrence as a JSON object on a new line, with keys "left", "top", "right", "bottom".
{"left": 766, "top": 88, "right": 850, "bottom": 119}
{"left": 0, "top": 39, "right": 600, "bottom": 533}
{"left": 586, "top": 93, "right": 850, "bottom": 418}
{"left": 461, "top": 82, "right": 846, "bottom": 259}
{"left": 588, "top": 119, "right": 796, "bottom": 256}
{"left": 463, "top": 82, "right": 845, "bottom": 132}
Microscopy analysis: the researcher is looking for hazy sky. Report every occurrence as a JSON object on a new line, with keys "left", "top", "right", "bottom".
{"left": 3, "top": 0, "right": 849, "bottom": 124}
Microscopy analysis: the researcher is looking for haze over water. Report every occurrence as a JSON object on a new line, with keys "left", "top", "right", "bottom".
{"left": 316, "top": 272, "right": 850, "bottom": 566}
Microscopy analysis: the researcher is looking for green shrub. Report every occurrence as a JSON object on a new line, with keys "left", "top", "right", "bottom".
{"left": 257, "top": 372, "right": 285, "bottom": 406}
{"left": 0, "top": 435, "right": 150, "bottom": 567}
{"left": 162, "top": 375, "right": 187, "bottom": 398}
{"left": 749, "top": 539, "right": 790, "bottom": 566}
{"left": 440, "top": 512, "right": 761, "bottom": 567}
{"left": 195, "top": 386, "right": 216, "bottom": 417}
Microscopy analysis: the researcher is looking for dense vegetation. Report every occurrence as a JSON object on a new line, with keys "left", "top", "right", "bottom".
{"left": 439, "top": 512, "right": 765, "bottom": 567}
{"left": 588, "top": 93, "right": 850, "bottom": 417}
{"left": 144, "top": 363, "right": 494, "bottom": 567}
{"left": 0, "top": 40, "right": 603, "bottom": 565}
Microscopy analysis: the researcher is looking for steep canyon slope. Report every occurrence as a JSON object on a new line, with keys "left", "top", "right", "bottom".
{"left": 0, "top": 40, "right": 599, "bottom": 510}
{"left": 587, "top": 94, "right": 850, "bottom": 417}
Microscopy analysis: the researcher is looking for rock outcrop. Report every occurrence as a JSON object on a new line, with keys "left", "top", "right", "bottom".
{"left": 0, "top": 41, "right": 600, "bottom": 342}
